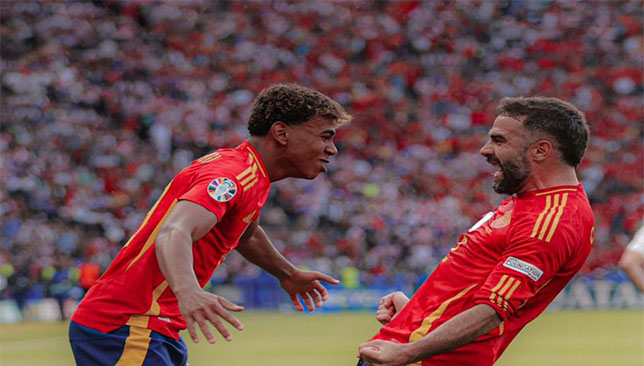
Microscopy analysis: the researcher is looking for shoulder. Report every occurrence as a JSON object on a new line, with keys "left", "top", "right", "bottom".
{"left": 193, "top": 148, "right": 248, "bottom": 173}
{"left": 195, "top": 146, "right": 268, "bottom": 193}
{"left": 511, "top": 188, "right": 593, "bottom": 244}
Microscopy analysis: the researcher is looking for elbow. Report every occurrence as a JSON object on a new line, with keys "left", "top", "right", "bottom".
{"left": 487, "top": 308, "right": 503, "bottom": 328}
{"left": 477, "top": 303, "right": 503, "bottom": 332}
{"left": 481, "top": 304, "right": 503, "bottom": 332}
{"left": 619, "top": 250, "right": 637, "bottom": 272}
{"left": 155, "top": 225, "right": 173, "bottom": 251}
{"left": 155, "top": 222, "right": 188, "bottom": 252}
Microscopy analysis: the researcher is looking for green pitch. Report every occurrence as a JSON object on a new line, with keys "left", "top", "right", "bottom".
{"left": 1, "top": 310, "right": 642, "bottom": 366}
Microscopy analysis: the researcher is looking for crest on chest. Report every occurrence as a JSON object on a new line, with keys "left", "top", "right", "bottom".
{"left": 491, "top": 210, "right": 512, "bottom": 229}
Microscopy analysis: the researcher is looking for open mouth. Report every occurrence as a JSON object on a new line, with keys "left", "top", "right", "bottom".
{"left": 487, "top": 158, "right": 503, "bottom": 179}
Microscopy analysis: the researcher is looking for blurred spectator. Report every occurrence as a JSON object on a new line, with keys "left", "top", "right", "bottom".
{"left": 0, "top": 1, "right": 642, "bottom": 305}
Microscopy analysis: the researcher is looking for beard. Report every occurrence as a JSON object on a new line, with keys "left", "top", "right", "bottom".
{"left": 491, "top": 154, "right": 531, "bottom": 195}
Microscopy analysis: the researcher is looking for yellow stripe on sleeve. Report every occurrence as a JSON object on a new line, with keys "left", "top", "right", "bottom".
{"left": 504, "top": 279, "right": 521, "bottom": 300}
{"left": 545, "top": 193, "right": 569, "bottom": 242}
{"left": 197, "top": 152, "right": 221, "bottom": 164}
{"left": 247, "top": 147, "right": 267, "bottom": 178}
{"left": 236, "top": 165, "right": 253, "bottom": 181}
{"left": 531, "top": 195, "right": 552, "bottom": 238}
{"left": 240, "top": 164, "right": 258, "bottom": 185}
{"left": 489, "top": 275, "right": 508, "bottom": 306}
{"left": 243, "top": 177, "right": 259, "bottom": 191}
{"left": 497, "top": 277, "right": 515, "bottom": 298}
{"left": 538, "top": 194, "right": 560, "bottom": 240}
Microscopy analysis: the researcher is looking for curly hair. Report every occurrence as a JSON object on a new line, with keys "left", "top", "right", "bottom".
{"left": 497, "top": 97, "right": 589, "bottom": 167}
{"left": 247, "top": 84, "right": 352, "bottom": 136}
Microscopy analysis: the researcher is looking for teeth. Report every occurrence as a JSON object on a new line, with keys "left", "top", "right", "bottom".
{"left": 493, "top": 170, "right": 502, "bottom": 178}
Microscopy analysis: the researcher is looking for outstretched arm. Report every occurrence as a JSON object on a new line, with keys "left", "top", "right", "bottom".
{"left": 236, "top": 221, "right": 339, "bottom": 311}
{"left": 359, "top": 304, "right": 502, "bottom": 366}
{"left": 156, "top": 200, "right": 244, "bottom": 344}
{"left": 619, "top": 249, "right": 644, "bottom": 292}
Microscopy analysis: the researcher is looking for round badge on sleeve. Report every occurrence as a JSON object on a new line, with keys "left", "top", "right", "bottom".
{"left": 207, "top": 177, "right": 238, "bottom": 202}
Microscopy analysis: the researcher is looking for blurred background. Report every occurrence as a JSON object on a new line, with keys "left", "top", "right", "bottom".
{"left": 0, "top": 1, "right": 642, "bottom": 364}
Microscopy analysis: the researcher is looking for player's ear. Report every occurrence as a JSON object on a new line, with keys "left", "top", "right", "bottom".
{"left": 270, "top": 122, "right": 289, "bottom": 146}
{"left": 531, "top": 139, "right": 553, "bottom": 162}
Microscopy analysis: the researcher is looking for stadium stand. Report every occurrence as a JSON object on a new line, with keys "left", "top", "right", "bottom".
{"left": 1, "top": 1, "right": 642, "bottom": 313}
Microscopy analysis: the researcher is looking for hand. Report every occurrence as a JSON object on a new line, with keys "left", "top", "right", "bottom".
{"left": 176, "top": 287, "right": 244, "bottom": 344}
{"left": 376, "top": 292, "right": 410, "bottom": 325}
{"left": 279, "top": 269, "right": 339, "bottom": 312}
{"left": 359, "top": 340, "right": 411, "bottom": 366}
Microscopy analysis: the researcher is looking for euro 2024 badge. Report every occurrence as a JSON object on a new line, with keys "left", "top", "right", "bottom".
{"left": 208, "top": 177, "right": 237, "bottom": 202}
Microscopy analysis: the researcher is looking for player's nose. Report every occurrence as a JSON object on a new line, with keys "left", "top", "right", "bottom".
{"left": 326, "top": 141, "right": 338, "bottom": 156}
{"left": 480, "top": 141, "right": 493, "bottom": 157}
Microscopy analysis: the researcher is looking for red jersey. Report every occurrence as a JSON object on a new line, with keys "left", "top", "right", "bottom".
{"left": 371, "top": 185, "right": 594, "bottom": 365}
{"left": 72, "top": 141, "right": 271, "bottom": 339}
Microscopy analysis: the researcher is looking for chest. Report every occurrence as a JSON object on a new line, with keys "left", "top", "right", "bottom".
{"left": 216, "top": 186, "right": 270, "bottom": 242}
{"left": 448, "top": 200, "right": 515, "bottom": 266}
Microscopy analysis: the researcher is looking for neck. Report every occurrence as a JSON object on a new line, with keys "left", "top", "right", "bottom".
{"left": 247, "top": 137, "right": 288, "bottom": 182}
{"left": 519, "top": 165, "right": 579, "bottom": 193}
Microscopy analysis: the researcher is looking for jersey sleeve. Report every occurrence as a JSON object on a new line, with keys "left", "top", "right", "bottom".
{"left": 179, "top": 160, "right": 244, "bottom": 221}
{"left": 472, "top": 215, "right": 578, "bottom": 320}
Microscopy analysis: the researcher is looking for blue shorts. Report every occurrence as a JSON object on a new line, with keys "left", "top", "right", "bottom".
{"left": 69, "top": 321, "right": 188, "bottom": 366}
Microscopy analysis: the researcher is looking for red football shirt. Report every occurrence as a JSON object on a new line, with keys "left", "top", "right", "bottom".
{"left": 72, "top": 141, "right": 271, "bottom": 339}
{"left": 371, "top": 185, "right": 594, "bottom": 365}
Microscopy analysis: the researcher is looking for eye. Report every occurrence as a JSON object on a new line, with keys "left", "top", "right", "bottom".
{"left": 490, "top": 136, "right": 504, "bottom": 144}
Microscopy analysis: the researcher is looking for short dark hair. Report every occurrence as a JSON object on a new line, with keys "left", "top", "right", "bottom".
{"left": 247, "top": 84, "right": 352, "bottom": 136}
{"left": 497, "top": 97, "right": 589, "bottom": 167}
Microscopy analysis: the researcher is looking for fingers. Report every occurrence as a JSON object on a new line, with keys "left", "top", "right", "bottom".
{"left": 218, "top": 297, "right": 245, "bottom": 312}
{"left": 375, "top": 308, "right": 394, "bottom": 325}
{"left": 308, "top": 287, "right": 323, "bottom": 308}
{"left": 290, "top": 294, "right": 304, "bottom": 312}
{"left": 214, "top": 298, "right": 245, "bottom": 331}
{"left": 379, "top": 295, "right": 393, "bottom": 309}
{"left": 358, "top": 340, "right": 383, "bottom": 353}
{"left": 391, "top": 292, "right": 410, "bottom": 313}
{"left": 185, "top": 315, "right": 199, "bottom": 343}
{"left": 202, "top": 305, "right": 238, "bottom": 342}
{"left": 313, "top": 281, "right": 329, "bottom": 302}
{"left": 290, "top": 292, "right": 317, "bottom": 312}
{"left": 314, "top": 271, "right": 340, "bottom": 285}
{"left": 192, "top": 310, "right": 216, "bottom": 344}
{"left": 300, "top": 291, "right": 315, "bottom": 312}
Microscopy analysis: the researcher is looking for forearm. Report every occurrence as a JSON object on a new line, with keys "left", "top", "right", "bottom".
{"left": 402, "top": 304, "right": 502, "bottom": 363}
{"left": 236, "top": 225, "right": 297, "bottom": 280}
{"left": 620, "top": 259, "right": 644, "bottom": 292}
{"left": 155, "top": 224, "right": 201, "bottom": 295}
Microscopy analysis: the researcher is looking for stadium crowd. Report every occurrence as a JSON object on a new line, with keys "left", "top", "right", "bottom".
{"left": 1, "top": 1, "right": 642, "bottom": 310}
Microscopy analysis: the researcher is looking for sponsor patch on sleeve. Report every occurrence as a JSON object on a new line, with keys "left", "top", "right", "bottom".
{"left": 207, "top": 177, "right": 238, "bottom": 202}
{"left": 502, "top": 257, "right": 543, "bottom": 282}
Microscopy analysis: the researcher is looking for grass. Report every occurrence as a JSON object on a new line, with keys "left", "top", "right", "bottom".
{"left": 1, "top": 310, "right": 642, "bottom": 366}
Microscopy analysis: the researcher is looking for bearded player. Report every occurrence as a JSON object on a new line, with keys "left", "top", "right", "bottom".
{"left": 358, "top": 97, "right": 594, "bottom": 366}
{"left": 69, "top": 84, "right": 352, "bottom": 366}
